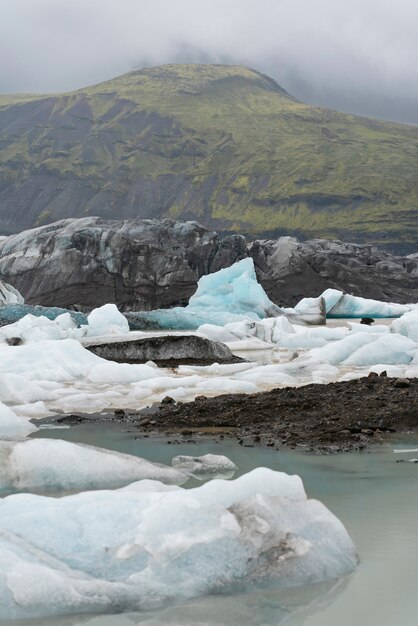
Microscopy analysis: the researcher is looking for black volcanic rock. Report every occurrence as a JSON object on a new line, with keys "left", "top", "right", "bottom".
{"left": 0, "top": 217, "right": 416, "bottom": 311}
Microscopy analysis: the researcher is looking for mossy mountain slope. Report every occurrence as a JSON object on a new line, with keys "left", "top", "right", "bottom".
{"left": 0, "top": 64, "right": 417, "bottom": 248}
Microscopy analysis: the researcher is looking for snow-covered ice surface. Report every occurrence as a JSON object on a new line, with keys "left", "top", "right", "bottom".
{"left": 0, "top": 313, "right": 417, "bottom": 419}
{"left": 0, "top": 468, "right": 357, "bottom": 620}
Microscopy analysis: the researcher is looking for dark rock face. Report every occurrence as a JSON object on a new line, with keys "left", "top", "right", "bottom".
{"left": 0, "top": 217, "right": 417, "bottom": 311}
{"left": 85, "top": 334, "right": 243, "bottom": 366}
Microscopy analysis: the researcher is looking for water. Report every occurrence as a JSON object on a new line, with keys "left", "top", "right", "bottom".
{"left": 6, "top": 426, "right": 418, "bottom": 626}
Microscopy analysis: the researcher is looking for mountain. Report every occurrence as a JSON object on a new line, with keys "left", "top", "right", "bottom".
{"left": 0, "top": 64, "right": 417, "bottom": 250}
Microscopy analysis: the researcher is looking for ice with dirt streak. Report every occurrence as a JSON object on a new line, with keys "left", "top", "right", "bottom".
{"left": 0, "top": 468, "right": 357, "bottom": 620}
{"left": 319, "top": 288, "right": 414, "bottom": 318}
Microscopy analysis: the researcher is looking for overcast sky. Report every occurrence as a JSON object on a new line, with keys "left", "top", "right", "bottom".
{"left": 1, "top": 0, "right": 418, "bottom": 124}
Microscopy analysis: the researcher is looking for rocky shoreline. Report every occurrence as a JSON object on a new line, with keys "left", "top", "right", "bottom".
{"left": 56, "top": 375, "right": 418, "bottom": 453}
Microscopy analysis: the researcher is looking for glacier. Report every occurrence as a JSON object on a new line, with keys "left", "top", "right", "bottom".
{"left": 0, "top": 468, "right": 357, "bottom": 620}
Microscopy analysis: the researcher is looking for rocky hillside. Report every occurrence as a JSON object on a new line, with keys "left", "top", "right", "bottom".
{"left": 0, "top": 64, "right": 417, "bottom": 250}
{"left": 0, "top": 218, "right": 416, "bottom": 311}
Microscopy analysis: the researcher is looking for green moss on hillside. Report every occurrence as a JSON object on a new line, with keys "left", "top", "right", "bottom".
{"left": 0, "top": 63, "right": 417, "bottom": 246}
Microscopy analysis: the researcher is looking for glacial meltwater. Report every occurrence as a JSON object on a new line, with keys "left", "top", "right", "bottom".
{"left": 2, "top": 424, "right": 414, "bottom": 626}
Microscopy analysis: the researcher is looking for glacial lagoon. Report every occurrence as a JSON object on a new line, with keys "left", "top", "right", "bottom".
{"left": 4, "top": 424, "right": 415, "bottom": 626}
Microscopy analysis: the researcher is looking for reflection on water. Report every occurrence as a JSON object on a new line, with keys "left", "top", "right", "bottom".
{"left": 0, "top": 579, "right": 350, "bottom": 626}
{"left": 7, "top": 426, "right": 418, "bottom": 626}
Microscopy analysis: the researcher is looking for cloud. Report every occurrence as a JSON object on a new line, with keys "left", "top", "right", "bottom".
{"left": 1, "top": 0, "right": 418, "bottom": 123}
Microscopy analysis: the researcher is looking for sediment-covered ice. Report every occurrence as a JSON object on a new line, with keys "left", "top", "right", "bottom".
{"left": 0, "top": 439, "right": 188, "bottom": 494}
{"left": 0, "top": 468, "right": 357, "bottom": 619}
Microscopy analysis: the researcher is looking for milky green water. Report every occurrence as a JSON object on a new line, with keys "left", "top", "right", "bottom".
{"left": 5, "top": 425, "right": 418, "bottom": 626}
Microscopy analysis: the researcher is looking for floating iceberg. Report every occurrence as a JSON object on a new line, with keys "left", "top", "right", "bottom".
{"left": 171, "top": 454, "right": 238, "bottom": 480}
{"left": 0, "top": 468, "right": 357, "bottom": 619}
{"left": 0, "top": 439, "right": 188, "bottom": 495}
{"left": 126, "top": 258, "right": 284, "bottom": 330}
{"left": 320, "top": 288, "right": 413, "bottom": 318}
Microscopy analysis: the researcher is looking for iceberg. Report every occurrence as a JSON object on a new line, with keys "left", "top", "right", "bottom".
{"left": 0, "top": 402, "right": 38, "bottom": 440}
{"left": 0, "top": 439, "right": 189, "bottom": 495}
{"left": 126, "top": 258, "right": 284, "bottom": 330}
{"left": 321, "top": 288, "right": 413, "bottom": 318}
{"left": 0, "top": 303, "right": 87, "bottom": 327}
{"left": 290, "top": 295, "right": 326, "bottom": 325}
{"left": 198, "top": 316, "right": 347, "bottom": 350}
{"left": 85, "top": 303, "right": 130, "bottom": 337}
{"left": 0, "top": 468, "right": 357, "bottom": 619}
{"left": 0, "top": 304, "right": 130, "bottom": 343}
{"left": 171, "top": 454, "right": 238, "bottom": 480}
{"left": 391, "top": 309, "right": 418, "bottom": 341}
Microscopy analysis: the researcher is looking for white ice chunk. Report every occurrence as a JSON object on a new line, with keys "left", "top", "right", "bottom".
{"left": 307, "top": 333, "right": 377, "bottom": 365}
{"left": 85, "top": 303, "right": 130, "bottom": 337}
{"left": 0, "top": 468, "right": 357, "bottom": 619}
{"left": 321, "top": 288, "right": 412, "bottom": 318}
{"left": 171, "top": 454, "right": 238, "bottom": 480}
{"left": 293, "top": 296, "right": 326, "bottom": 324}
{"left": 343, "top": 334, "right": 416, "bottom": 366}
{"left": 0, "top": 439, "right": 187, "bottom": 494}
{"left": 0, "top": 402, "right": 37, "bottom": 440}
{"left": 391, "top": 309, "right": 418, "bottom": 341}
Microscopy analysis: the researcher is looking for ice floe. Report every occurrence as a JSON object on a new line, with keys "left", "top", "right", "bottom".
{"left": 0, "top": 439, "right": 188, "bottom": 494}
{"left": 320, "top": 288, "right": 414, "bottom": 318}
{"left": 171, "top": 453, "right": 238, "bottom": 480}
{"left": 0, "top": 468, "right": 357, "bottom": 619}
